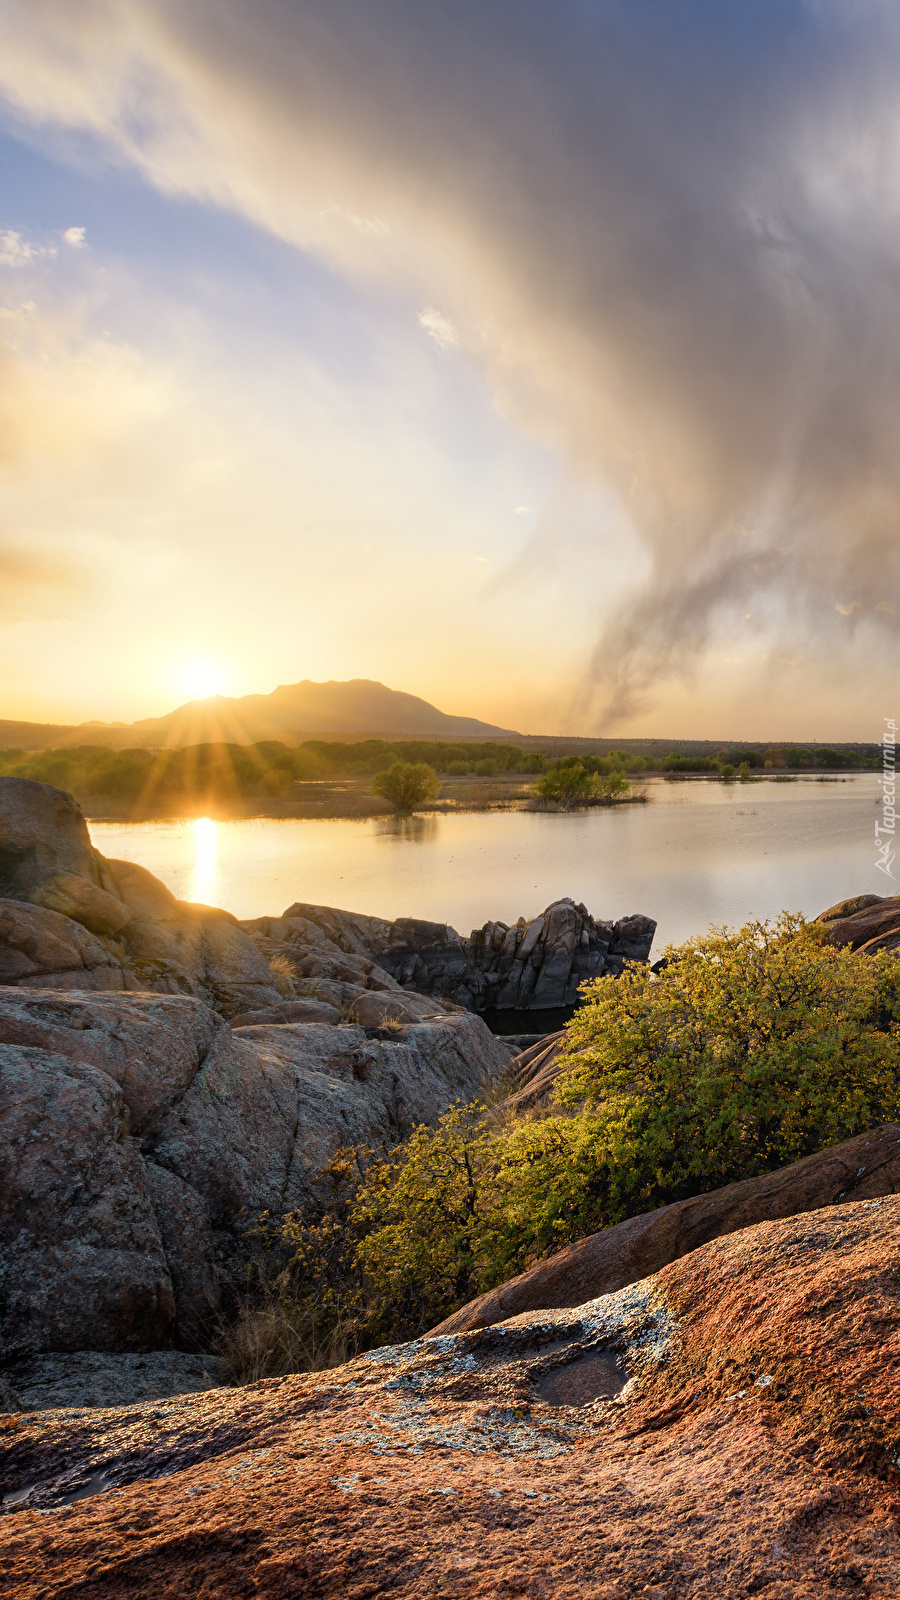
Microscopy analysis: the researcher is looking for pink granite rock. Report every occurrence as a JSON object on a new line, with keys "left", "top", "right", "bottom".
{"left": 5, "top": 1199, "right": 900, "bottom": 1597}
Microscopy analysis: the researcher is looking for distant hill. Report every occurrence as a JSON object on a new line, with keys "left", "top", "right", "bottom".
{"left": 0, "top": 679, "right": 518, "bottom": 752}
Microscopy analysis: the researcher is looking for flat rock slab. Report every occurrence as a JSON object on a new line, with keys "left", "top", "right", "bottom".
{"left": 4, "top": 1199, "right": 900, "bottom": 1596}
{"left": 0, "top": 1353, "right": 227, "bottom": 1414}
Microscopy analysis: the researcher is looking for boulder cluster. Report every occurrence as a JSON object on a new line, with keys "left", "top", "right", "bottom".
{"left": 0, "top": 775, "right": 656, "bottom": 1020}
{"left": 251, "top": 897, "right": 657, "bottom": 1014}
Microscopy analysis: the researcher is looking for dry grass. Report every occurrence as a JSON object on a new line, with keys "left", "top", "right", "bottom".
{"left": 214, "top": 1295, "right": 352, "bottom": 1385}
{"left": 449, "top": 782, "right": 510, "bottom": 810}
{"left": 267, "top": 951, "right": 298, "bottom": 996}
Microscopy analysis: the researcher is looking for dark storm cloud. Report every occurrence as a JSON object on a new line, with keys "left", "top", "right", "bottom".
{"left": 4, "top": 0, "right": 900, "bottom": 718}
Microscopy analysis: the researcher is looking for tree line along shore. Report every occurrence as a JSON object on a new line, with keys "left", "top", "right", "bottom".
{"left": 0, "top": 735, "right": 879, "bottom": 819}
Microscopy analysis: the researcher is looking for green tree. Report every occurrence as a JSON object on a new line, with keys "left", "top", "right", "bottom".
{"left": 371, "top": 760, "right": 441, "bottom": 813}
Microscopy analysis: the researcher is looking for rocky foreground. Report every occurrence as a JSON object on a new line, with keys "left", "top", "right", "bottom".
{"left": 4, "top": 1200, "right": 900, "bottom": 1597}
{"left": 0, "top": 776, "right": 656, "bottom": 1361}
{"left": 6, "top": 778, "right": 900, "bottom": 1591}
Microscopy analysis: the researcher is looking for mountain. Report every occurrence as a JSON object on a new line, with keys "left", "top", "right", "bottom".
{"left": 0, "top": 679, "right": 518, "bottom": 752}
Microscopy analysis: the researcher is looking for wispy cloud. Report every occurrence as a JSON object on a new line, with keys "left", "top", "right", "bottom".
{"left": 0, "top": 229, "right": 56, "bottom": 268}
{"left": 418, "top": 308, "right": 459, "bottom": 349}
{"left": 318, "top": 202, "right": 389, "bottom": 237}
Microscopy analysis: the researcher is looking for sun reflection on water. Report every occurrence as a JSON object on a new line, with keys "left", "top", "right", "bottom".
{"left": 189, "top": 816, "right": 219, "bottom": 906}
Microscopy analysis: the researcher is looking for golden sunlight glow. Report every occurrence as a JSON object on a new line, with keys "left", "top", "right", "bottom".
{"left": 175, "top": 659, "right": 228, "bottom": 703}
{"left": 189, "top": 816, "right": 219, "bottom": 906}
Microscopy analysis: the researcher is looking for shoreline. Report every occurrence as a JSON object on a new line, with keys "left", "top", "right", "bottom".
{"left": 78, "top": 770, "right": 862, "bottom": 823}
{"left": 80, "top": 790, "right": 649, "bottom": 822}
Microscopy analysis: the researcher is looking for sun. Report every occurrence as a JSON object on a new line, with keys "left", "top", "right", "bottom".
{"left": 175, "top": 659, "right": 228, "bottom": 702}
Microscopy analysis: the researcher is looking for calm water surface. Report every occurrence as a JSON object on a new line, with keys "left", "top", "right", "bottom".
{"left": 88, "top": 776, "right": 886, "bottom": 954}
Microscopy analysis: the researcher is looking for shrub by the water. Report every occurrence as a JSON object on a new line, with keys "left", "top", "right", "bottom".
{"left": 242, "top": 914, "right": 900, "bottom": 1364}
{"left": 533, "top": 760, "right": 631, "bottom": 807}
{"left": 370, "top": 760, "right": 441, "bottom": 813}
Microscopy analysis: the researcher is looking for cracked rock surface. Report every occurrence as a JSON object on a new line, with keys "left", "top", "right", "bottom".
{"left": 4, "top": 1199, "right": 900, "bottom": 1597}
{"left": 0, "top": 990, "right": 510, "bottom": 1357}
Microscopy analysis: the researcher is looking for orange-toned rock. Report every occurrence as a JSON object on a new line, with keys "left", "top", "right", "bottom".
{"left": 4, "top": 1200, "right": 900, "bottom": 1597}
{"left": 817, "top": 894, "right": 900, "bottom": 951}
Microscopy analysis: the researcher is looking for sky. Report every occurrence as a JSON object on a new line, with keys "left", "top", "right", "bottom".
{"left": 0, "top": 1, "right": 898, "bottom": 739}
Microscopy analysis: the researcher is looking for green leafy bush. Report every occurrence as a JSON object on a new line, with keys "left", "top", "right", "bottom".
{"left": 251, "top": 917, "right": 900, "bottom": 1362}
{"left": 532, "top": 761, "right": 596, "bottom": 806}
{"left": 532, "top": 761, "right": 631, "bottom": 807}
{"left": 370, "top": 760, "right": 441, "bottom": 812}
{"left": 557, "top": 915, "right": 900, "bottom": 1197}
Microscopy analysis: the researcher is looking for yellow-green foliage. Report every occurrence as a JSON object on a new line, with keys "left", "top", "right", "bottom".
{"left": 557, "top": 915, "right": 900, "bottom": 1201}
{"left": 533, "top": 761, "right": 630, "bottom": 807}
{"left": 370, "top": 760, "right": 441, "bottom": 812}
{"left": 261, "top": 916, "right": 900, "bottom": 1354}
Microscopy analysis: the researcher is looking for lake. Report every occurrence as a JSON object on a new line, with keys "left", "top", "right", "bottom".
{"left": 87, "top": 775, "right": 889, "bottom": 956}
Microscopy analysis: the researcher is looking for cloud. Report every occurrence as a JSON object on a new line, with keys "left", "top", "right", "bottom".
{"left": 0, "top": 229, "right": 56, "bottom": 267}
{"left": 62, "top": 225, "right": 86, "bottom": 247}
{"left": 835, "top": 602, "right": 862, "bottom": 615}
{"left": 417, "top": 308, "right": 459, "bottom": 348}
{"left": 1, "top": 2, "right": 900, "bottom": 725}
{"left": 317, "top": 202, "right": 389, "bottom": 236}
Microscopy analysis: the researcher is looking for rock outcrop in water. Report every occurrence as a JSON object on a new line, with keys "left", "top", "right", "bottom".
{"left": 249, "top": 897, "right": 657, "bottom": 1013}
{"left": 5, "top": 1200, "right": 900, "bottom": 1597}
{"left": 0, "top": 778, "right": 655, "bottom": 1018}
{"left": 0, "top": 988, "right": 510, "bottom": 1359}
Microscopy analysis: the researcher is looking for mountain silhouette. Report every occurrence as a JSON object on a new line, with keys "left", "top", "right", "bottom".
{"left": 0, "top": 679, "right": 517, "bottom": 751}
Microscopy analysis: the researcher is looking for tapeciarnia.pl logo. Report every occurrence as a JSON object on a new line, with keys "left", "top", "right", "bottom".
{"left": 876, "top": 718, "right": 896, "bottom": 880}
